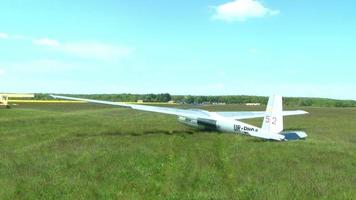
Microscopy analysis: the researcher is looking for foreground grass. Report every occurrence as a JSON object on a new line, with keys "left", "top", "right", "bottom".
{"left": 0, "top": 103, "right": 355, "bottom": 199}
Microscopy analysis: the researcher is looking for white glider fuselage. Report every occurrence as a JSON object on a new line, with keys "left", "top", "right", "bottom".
{"left": 177, "top": 112, "right": 284, "bottom": 141}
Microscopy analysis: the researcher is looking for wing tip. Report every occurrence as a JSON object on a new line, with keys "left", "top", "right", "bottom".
{"left": 299, "top": 110, "right": 309, "bottom": 114}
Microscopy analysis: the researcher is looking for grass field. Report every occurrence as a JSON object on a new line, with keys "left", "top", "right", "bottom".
{"left": 0, "top": 102, "right": 355, "bottom": 199}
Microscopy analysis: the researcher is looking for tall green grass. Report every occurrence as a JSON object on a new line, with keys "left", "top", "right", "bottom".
{"left": 0, "top": 103, "right": 355, "bottom": 199}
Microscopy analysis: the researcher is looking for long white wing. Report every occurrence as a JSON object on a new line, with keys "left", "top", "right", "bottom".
{"left": 51, "top": 95, "right": 308, "bottom": 121}
{"left": 215, "top": 110, "right": 308, "bottom": 120}
{"left": 50, "top": 95, "right": 212, "bottom": 119}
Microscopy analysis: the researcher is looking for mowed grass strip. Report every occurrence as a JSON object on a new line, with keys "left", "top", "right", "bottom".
{"left": 0, "top": 103, "right": 355, "bottom": 199}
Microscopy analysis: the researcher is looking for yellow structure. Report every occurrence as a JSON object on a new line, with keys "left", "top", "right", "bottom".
{"left": 0, "top": 93, "right": 35, "bottom": 107}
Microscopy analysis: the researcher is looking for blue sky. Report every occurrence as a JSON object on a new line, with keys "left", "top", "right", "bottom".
{"left": 0, "top": 0, "right": 355, "bottom": 99}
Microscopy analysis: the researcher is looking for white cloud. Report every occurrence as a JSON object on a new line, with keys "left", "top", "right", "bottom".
{"left": 0, "top": 68, "right": 4, "bottom": 76}
{"left": 1, "top": 32, "right": 133, "bottom": 62}
{"left": 0, "top": 32, "right": 27, "bottom": 40}
{"left": 32, "top": 37, "right": 133, "bottom": 62}
{"left": 212, "top": 0, "right": 280, "bottom": 22}
{"left": 33, "top": 38, "right": 60, "bottom": 47}
{"left": 0, "top": 32, "right": 9, "bottom": 39}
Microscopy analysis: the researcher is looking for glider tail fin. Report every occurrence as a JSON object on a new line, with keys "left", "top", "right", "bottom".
{"left": 261, "top": 95, "right": 283, "bottom": 134}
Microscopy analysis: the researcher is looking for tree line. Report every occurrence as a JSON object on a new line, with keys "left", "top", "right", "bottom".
{"left": 34, "top": 93, "right": 172, "bottom": 103}
{"left": 33, "top": 93, "right": 356, "bottom": 107}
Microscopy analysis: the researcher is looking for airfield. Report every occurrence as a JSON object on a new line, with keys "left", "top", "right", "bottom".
{"left": 0, "top": 101, "right": 355, "bottom": 199}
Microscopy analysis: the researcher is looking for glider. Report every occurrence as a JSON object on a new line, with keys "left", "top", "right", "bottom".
{"left": 51, "top": 94, "right": 308, "bottom": 141}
